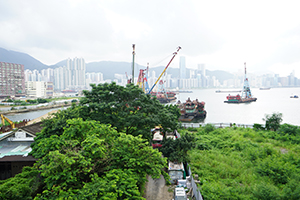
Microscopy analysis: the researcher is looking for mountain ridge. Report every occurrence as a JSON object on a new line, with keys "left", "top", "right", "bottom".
{"left": 0, "top": 47, "right": 234, "bottom": 81}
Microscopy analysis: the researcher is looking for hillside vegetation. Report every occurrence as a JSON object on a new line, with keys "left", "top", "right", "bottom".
{"left": 182, "top": 123, "right": 300, "bottom": 199}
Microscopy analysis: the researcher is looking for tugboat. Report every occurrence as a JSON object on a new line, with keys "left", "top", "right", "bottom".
{"left": 177, "top": 98, "right": 207, "bottom": 122}
{"left": 224, "top": 62, "right": 257, "bottom": 103}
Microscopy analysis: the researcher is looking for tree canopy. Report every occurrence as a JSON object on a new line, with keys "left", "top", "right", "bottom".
{"left": 79, "top": 82, "right": 180, "bottom": 140}
{"left": 4, "top": 118, "right": 168, "bottom": 199}
{"left": 2, "top": 82, "right": 181, "bottom": 199}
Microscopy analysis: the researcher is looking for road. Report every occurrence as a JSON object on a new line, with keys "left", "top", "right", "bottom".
{"left": 144, "top": 175, "right": 174, "bottom": 200}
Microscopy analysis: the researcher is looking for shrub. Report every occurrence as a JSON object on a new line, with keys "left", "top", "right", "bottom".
{"left": 187, "top": 127, "right": 198, "bottom": 132}
{"left": 252, "top": 183, "right": 281, "bottom": 200}
{"left": 278, "top": 123, "right": 300, "bottom": 136}
{"left": 203, "top": 123, "right": 216, "bottom": 133}
{"left": 263, "top": 113, "right": 283, "bottom": 131}
{"left": 253, "top": 123, "right": 265, "bottom": 131}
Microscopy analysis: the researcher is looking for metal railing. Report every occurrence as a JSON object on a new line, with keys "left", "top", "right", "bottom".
{"left": 181, "top": 122, "right": 256, "bottom": 129}
{"left": 188, "top": 166, "right": 203, "bottom": 200}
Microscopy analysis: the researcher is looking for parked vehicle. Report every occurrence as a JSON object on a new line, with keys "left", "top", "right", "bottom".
{"left": 168, "top": 161, "right": 186, "bottom": 184}
{"left": 173, "top": 187, "right": 189, "bottom": 200}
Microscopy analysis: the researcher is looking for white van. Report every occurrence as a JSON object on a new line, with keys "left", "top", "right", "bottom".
{"left": 173, "top": 187, "right": 188, "bottom": 200}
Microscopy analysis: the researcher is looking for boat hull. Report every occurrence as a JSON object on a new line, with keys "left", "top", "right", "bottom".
{"left": 224, "top": 97, "right": 257, "bottom": 103}
{"left": 178, "top": 111, "right": 207, "bottom": 122}
{"left": 157, "top": 97, "right": 177, "bottom": 103}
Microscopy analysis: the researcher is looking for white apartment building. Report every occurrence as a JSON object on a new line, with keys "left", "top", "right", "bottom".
{"left": 25, "top": 81, "right": 53, "bottom": 98}
{"left": 65, "top": 57, "right": 86, "bottom": 89}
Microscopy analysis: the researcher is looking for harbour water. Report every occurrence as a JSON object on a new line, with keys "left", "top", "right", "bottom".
{"left": 2, "top": 107, "right": 67, "bottom": 123}
{"left": 2, "top": 87, "right": 300, "bottom": 126}
{"left": 176, "top": 87, "right": 300, "bottom": 126}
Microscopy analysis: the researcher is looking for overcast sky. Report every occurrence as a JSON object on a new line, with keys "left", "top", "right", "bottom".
{"left": 0, "top": 0, "right": 299, "bottom": 77}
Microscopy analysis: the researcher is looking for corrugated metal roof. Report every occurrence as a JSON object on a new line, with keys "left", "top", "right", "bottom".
{"left": 19, "top": 121, "right": 43, "bottom": 135}
{"left": 0, "top": 131, "right": 13, "bottom": 139}
{"left": 0, "top": 145, "right": 32, "bottom": 158}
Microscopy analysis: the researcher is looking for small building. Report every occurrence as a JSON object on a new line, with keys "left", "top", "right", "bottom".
{"left": 0, "top": 122, "right": 43, "bottom": 180}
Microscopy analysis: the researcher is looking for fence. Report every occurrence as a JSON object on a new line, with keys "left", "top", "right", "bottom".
{"left": 188, "top": 165, "right": 203, "bottom": 200}
{"left": 181, "top": 122, "right": 256, "bottom": 129}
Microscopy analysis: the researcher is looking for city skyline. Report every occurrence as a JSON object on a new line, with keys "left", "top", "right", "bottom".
{"left": 0, "top": 1, "right": 299, "bottom": 78}
{"left": 24, "top": 57, "right": 300, "bottom": 92}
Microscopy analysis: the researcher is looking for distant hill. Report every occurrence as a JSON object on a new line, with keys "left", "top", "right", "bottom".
{"left": 0, "top": 47, "right": 234, "bottom": 81}
{"left": 0, "top": 47, "right": 48, "bottom": 70}
{"left": 206, "top": 70, "right": 234, "bottom": 83}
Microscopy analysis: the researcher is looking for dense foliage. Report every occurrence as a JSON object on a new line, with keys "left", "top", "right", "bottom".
{"left": 263, "top": 112, "right": 283, "bottom": 131}
{"left": 1, "top": 83, "right": 180, "bottom": 199}
{"left": 80, "top": 82, "right": 180, "bottom": 141}
{"left": 160, "top": 132, "right": 196, "bottom": 163}
{"left": 186, "top": 123, "right": 300, "bottom": 199}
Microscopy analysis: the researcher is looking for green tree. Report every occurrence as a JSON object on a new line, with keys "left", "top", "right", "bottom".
{"left": 29, "top": 118, "right": 168, "bottom": 199}
{"left": 79, "top": 82, "right": 180, "bottom": 141}
{"left": 263, "top": 112, "right": 283, "bottom": 131}
{"left": 0, "top": 166, "right": 41, "bottom": 200}
{"left": 27, "top": 99, "right": 37, "bottom": 104}
{"left": 37, "top": 98, "right": 48, "bottom": 103}
{"left": 160, "top": 132, "right": 196, "bottom": 163}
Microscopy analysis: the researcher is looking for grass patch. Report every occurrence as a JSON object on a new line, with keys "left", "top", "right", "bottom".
{"left": 186, "top": 126, "right": 300, "bottom": 200}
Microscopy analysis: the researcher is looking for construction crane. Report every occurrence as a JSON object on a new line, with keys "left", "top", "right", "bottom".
{"left": 1, "top": 114, "right": 15, "bottom": 129}
{"left": 136, "top": 64, "right": 150, "bottom": 93}
{"left": 148, "top": 46, "right": 181, "bottom": 94}
{"left": 131, "top": 44, "right": 135, "bottom": 84}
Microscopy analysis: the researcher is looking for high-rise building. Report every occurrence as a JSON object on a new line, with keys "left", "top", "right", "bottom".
{"left": 198, "top": 64, "right": 207, "bottom": 87}
{"left": 66, "top": 57, "right": 86, "bottom": 89}
{"left": 179, "top": 56, "right": 186, "bottom": 88}
{"left": 0, "top": 62, "right": 25, "bottom": 97}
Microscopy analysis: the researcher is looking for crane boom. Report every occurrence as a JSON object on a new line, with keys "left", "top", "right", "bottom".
{"left": 1, "top": 114, "right": 15, "bottom": 129}
{"left": 148, "top": 46, "right": 181, "bottom": 94}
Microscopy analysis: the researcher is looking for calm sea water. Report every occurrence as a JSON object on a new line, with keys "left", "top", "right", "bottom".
{"left": 3, "top": 107, "right": 67, "bottom": 122}
{"left": 176, "top": 87, "right": 300, "bottom": 126}
{"left": 3, "top": 88, "right": 300, "bottom": 126}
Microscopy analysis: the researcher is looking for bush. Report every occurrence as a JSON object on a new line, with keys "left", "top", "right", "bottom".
{"left": 252, "top": 183, "right": 281, "bottom": 200}
{"left": 0, "top": 166, "right": 41, "bottom": 200}
{"left": 263, "top": 113, "right": 283, "bottom": 131}
{"left": 278, "top": 124, "right": 300, "bottom": 136}
{"left": 253, "top": 123, "right": 265, "bottom": 131}
{"left": 203, "top": 123, "right": 216, "bottom": 133}
{"left": 37, "top": 98, "right": 48, "bottom": 103}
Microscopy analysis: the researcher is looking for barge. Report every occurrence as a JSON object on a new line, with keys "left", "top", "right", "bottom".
{"left": 224, "top": 62, "right": 257, "bottom": 104}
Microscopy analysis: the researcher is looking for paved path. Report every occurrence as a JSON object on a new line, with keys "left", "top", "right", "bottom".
{"left": 144, "top": 175, "right": 174, "bottom": 200}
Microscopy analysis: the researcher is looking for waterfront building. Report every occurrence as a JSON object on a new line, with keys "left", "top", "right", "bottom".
{"left": 25, "top": 81, "right": 53, "bottom": 98}
{"left": 0, "top": 62, "right": 25, "bottom": 97}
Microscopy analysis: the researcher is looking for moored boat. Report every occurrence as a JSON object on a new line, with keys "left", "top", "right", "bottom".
{"left": 151, "top": 91, "right": 177, "bottom": 103}
{"left": 216, "top": 90, "right": 242, "bottom": 93}
{"left": 290, "top": 94, "right": 299, "bottom": 98}
{"left": 177, "top": 97, "right": 206, "bottom": 122}
{"left": 224, "top": 94, "right": 257, "bottom": 103}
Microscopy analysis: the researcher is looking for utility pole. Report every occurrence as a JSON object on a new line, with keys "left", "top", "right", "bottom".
{"left": 132, "top": 44, "right": 135, "bottom": 84}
